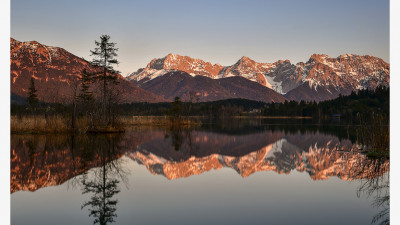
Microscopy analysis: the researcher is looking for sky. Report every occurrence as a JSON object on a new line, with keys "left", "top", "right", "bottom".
{"left": 11, "top": 0, "right": 389, "bottom": 76}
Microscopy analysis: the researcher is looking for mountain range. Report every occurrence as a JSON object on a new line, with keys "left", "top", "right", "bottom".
{"left": 10, "top": 38, "right": 389, "bottom": 103}
{"left": 128, "top": 53, "right": 389, "bottom": 102}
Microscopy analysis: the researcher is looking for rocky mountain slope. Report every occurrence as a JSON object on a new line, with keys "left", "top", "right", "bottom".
{"left": 10, "top": 38, "right": 164, "bottom": 103}
{"left": 284, "top": 54, "right": 389, "bottom": 101}
{"left": 136, "top": 71, "right": 287, "bottom": 102}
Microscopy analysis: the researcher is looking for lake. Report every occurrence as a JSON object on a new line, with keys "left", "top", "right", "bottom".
{"left": 10, "top": 120, "right": 389, "bottom": 225}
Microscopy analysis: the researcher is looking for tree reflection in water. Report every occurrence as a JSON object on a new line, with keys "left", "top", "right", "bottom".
{"left": 351, "top": 157, "right": 389, "bottom": 225}
{"left": 79, "top": 134, "right": 128, "bottom": 225}
{"left": 165, "top": 125, "right": 196, "bottom": 152}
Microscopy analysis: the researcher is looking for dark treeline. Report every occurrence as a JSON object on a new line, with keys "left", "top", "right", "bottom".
{"left": 263, "top": 85, "right": 389, "bottom": 123}
{"left": 12, "top": 86, "right": 389, "bottom": 125}
{"left": 118, "top": 98, "right": 266, "bottom": 117}
{"left": 11, "top": 97, "right": 265, "bottom": 120}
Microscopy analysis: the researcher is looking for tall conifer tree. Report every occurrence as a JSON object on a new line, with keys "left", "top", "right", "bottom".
{"left": 90, "top": 35, "right": 120, "bottom": 117}
{"left": 27, "top": 77, "right": 39, "bottom": 108}
{"left": 78, "top": 69, "right": 94, "bottom": 104}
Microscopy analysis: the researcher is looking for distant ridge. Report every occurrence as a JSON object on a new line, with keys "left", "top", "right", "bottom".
{"left": 136, "top": 71, "right": 287, "bottom": 103}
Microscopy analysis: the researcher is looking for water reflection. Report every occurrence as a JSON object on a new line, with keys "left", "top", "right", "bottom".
{"left": 10, "top": 134, "right": 130, "bottom": 224}
{"left": 352, "top": 158, "right": 389, "bottom": 225}
{"left": 11, "top": 134, "right": 133, "bottom": 193}
{"left": 79, "top": 135, "right": 128, "bottom": 225}
{"left": 130, "top": 129, "right": 389, "bottom": 181}
{"left": 11, "top": 127, "right": 389, "bottom": 185}
{"left": 10, "top": 125, "right": 389, "bottom": 224}
{"left": 164, "top": 126, "right": 196, "bottom": 152}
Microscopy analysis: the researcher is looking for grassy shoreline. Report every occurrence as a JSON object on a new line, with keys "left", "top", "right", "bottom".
{"left": 232, "top": 116, "right": 313, "bottom": 119}
{"left": 10, "top": 115, "right": 201, "bottom": 134}
{"left": 11, "top": 115, "right": 312, "bottom": 134}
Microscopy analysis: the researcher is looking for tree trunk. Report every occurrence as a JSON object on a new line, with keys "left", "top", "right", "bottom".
{"left": 72, "top": 101, "right": 76, "bottom": 129}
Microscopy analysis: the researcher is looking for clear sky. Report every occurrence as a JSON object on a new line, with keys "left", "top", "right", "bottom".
{"left": 11, "top": 0, "right": 389, "bottom": 76}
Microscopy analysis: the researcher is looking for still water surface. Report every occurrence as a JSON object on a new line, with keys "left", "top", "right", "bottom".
{"left": 11, "top": 121, "right": 389, "bottom": 225}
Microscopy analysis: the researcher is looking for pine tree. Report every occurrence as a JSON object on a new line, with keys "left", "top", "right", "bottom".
{"left": 78, "top": 69, "right": 94, "bottom": 104}
{"left": 27, "top": 77, "right": 39, "bottom": 108}
{"left": 171, "top": 96, "right": 183, "bottom": 119}
{"left": 90, "top": 35, "right": 120, "bottom": 113}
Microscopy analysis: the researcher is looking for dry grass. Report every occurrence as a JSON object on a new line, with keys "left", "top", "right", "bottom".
{"left": 232, "top": 116, "right": 313, "bottom": 119}
{"left": 119, "top": 116, "right": 170, "bottom": 126}
{"left": 11, "top": 115, "right": 201, "bottom": 134}
{"left": 119, "top": 116, "right": 201, "bottom": 127}
{"left": 11, "top": 115, "right": 71, "bottom": 133}
{"left": 10, "top": 115, "right": 112, "bottom": 133}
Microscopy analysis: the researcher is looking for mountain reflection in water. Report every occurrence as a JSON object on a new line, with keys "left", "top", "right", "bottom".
{"left": 11, "top": 125, "right": 389, "bottom": 225}
{"left": 11, "top": 127, "right": 389, "bottom": 191}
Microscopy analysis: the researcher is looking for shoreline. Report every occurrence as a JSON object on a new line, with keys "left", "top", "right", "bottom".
{"left": 232, "top": 116, "right": 313, "bottom": 119}
{"left": 10, "top": 115, "right": 201, "bottom": 134}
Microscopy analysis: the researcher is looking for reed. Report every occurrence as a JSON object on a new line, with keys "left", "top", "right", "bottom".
{"left": 117, "top": 116, "right": 200, "bottom": 126}
{"left": 119, "top": 116, "right": 170, "bottom": 126}
{"left": 11, "top": 115, "right": 201, "bottom": 134}
{"left": 11, "top": 115, "right": 71, "bottom": 133}
{"left": 10, "top": 115, "right": 111, "bottom": 133}
{"left": 357, "top": 113, "right": 389, "bottom": 158}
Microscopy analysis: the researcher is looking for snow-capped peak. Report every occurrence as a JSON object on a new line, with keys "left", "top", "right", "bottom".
{"left": 126, "top": 53, "right": 389, "bottom": 95}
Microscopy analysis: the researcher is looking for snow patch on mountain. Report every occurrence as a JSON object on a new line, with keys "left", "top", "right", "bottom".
{"left": 265, "top": 75, "right": 284, "bottom": 94}
{"left": 265, "top": 138, "right": 285, "bottom": 158}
